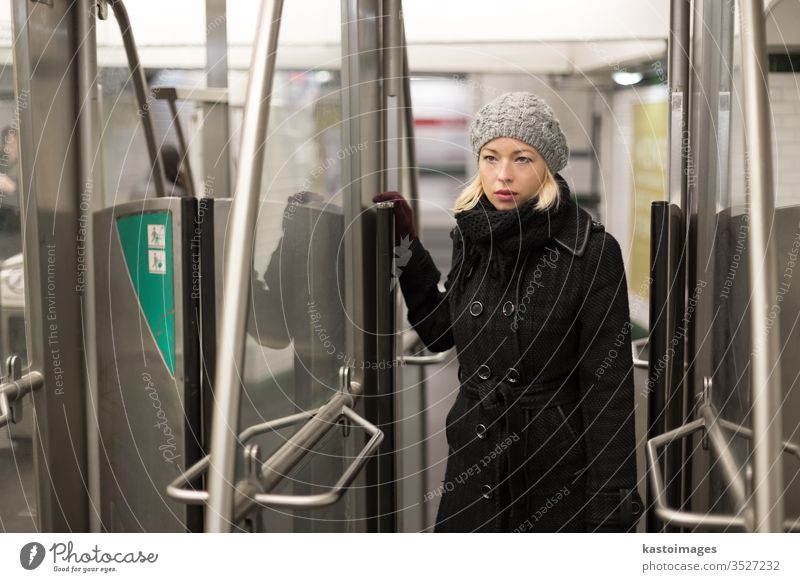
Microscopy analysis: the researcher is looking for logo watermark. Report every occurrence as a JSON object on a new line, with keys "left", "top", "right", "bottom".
{"left": 19, "top": 542, "right": 46, "bottom": 570}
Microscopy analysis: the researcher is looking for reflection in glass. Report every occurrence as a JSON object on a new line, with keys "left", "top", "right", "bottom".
{"left": 0, "top": 70, "right": 35, "bottom": 532}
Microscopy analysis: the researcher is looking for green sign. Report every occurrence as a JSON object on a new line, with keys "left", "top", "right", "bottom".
{"left": 117, "top": 211, "right": 175, "bottom": 375}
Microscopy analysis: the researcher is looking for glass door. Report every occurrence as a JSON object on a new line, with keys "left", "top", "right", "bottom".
{"left": 232, "top": 0, "right": 354, "bottom": 532}
{"left": 650, "top": 0, "right": 797, "bottom": 532}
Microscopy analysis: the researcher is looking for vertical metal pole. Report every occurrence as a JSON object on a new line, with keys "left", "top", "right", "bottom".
{"left": 383, "top": 0, "right": 401, "bottom": 193}
{"left": 686, "top": 0, "right": 726, "bottom": 527}
{"left": 342, "top": 0, "right": 383, "bottom": 532}
{"left": 399, "top": 24, "right": 428, "bottom": 528}
{"left": 668, "top": 0, "right": 690, "bottom": 211}
{"left": 647, "top": 201, "right": 671, "bottom": 532}
{"left": 663, "top": 0, "right": 691, "bottom": 532}
{"left": 740, "top": 0, "right": 784, "bottom": 533}
{"left": 77, "top": 0, "right": 102, "bottom": 533}
{"left": 205, "top": 0, "right": 283, "bottom": 533}
{"left": 400, "top": 31, "right": 418, "bottom": 211}
{"left": 379, "top": 0, "right": 402, "bottom": 531}
{"left": 204, "top": 0, "right": 231, "bottom": 198}
{"left": 375, "top": 201, "right": 396, "bottom": 532}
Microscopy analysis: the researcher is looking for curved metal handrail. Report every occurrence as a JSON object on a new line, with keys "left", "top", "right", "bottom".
{"left": 632, "top": 338, "right": 649, "bottom": 370}
{"left": 100, "top": 0, "right": 166, "bottom": 197}
{"left": 166, "top": 385, "right": 383, "bottom": 517}
{"left": 645, "top": 404, "right": 800, "bottom": 532}
{"left": 202, "top": 0, "right": 285, "bottom": 533}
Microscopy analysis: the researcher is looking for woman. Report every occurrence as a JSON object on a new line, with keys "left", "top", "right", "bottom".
{"left": 373, "top": 92, "right": 643, "bottom": 532}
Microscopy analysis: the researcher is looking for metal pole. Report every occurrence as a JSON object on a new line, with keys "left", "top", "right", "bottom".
{"left": 77, "top": 0, "right": 101, "bottom": 533}
{"left": 740, "top": 0, "right": 785, "bottom": 533}
{"left": 204, "top": 0, "right": 283, "bottom": 532}
{"left": 204, "top": 0, "right": 231, "bottom": 198}
{"left": 383, "top": 0, "right": 402, "bottom": 193}
{"left": 647, "top": 201, "right": 670, "bottom": 532}
{"left": 341, "top": 0, "right": 383, "bottom": 532}
{"left": 663, "top": 0, "right": 691, "bottom": 533}
{"left": 375, "top": 201, "right": 397, "bottom": 531}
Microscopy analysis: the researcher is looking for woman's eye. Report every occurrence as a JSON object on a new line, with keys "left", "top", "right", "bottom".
{"left": 516, "top": 157, "right": 532, "bottom": 163}
{"left": 483, "top": 155, "right": 496, "bottom": 162}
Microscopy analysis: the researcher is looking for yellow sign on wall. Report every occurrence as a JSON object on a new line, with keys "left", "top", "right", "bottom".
{"left": 630, "top": 100, "right": 668, "bottom": 326}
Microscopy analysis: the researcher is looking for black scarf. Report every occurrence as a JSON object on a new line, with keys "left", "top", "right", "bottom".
{"left": 453, "top": 178, "right": 573, "bottom": 292}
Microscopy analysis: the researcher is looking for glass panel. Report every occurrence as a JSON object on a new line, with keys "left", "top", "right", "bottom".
{"left": 702, "top": 0, "right": 797, "bottom": 523}
{"left": 764, "top": 1, "right": 800, "bottom": 525}
{"left": 93, "top": 65, "right": 206, "bottom": 207}
{"left": 687, "top": 0, "right": 752, "bottom": 521}
{"left": 0, "top": 0, "right": 36, "bottom": 532}
{"left": 705, "top": 0, "right": 751, "bottom": 517}
{"left": 236, "top": 0, "right": 350, "bottom": 532}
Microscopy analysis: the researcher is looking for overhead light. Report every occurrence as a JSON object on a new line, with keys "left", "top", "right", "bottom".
{"left": 612, "top": 70, "right": 644, "bottom": 86}
{"left": 315, "top": 70, "right": 333, "bottom": 84}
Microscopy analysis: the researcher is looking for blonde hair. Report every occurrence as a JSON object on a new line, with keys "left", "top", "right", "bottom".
{"left": 452, "top": 164, "right": 561, "bottom": 214}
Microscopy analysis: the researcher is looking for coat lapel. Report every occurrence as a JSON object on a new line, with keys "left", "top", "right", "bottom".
{"left": 552, "top": 174, "right": 593, "bottom": 257}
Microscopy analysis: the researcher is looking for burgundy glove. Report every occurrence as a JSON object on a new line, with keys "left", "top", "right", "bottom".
{"left": 372, "top": 191, "right": 417, "bottom": 245}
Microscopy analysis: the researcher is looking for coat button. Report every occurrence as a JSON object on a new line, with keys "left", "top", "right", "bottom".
{"left": 502, "top": 301, "right": 515, "bottom": 316}
{"left": 477, "top": 364, "right": 491, "bottom": 380}
{"left": 469, "top": 301, "right": 483, "bottom": 316}
{"left": 475, "top": 423, "right": 487, "bottom": 439}
{"left": 506, "top": 368, "right": 520, "bottom": 384}
{"left": 481, "top": 484, "right": 494, "bottom": 500}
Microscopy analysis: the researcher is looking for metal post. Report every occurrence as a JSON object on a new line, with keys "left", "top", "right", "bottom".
{"left": 647, "top": 201, "right": 671, "bottom": 532}
{"left": 204, "top": 0, "right": 283, "bottom": 533}
{"left": 204, "top": 0, "right": 231, "bottom": 198}
{"left": 342, "top": 0, "right": 383, "bottom": 532}
{"left": 376, "top": 201, "right": 397, "bottom": 532}
{"left": 740, "top": 0, "right": 785, "bottom": 533}
{"left": 11, "top": 0, "right": 91, "bottom": 531}
{"left": 77, "top": 0, "right": 102, "bottom": 533}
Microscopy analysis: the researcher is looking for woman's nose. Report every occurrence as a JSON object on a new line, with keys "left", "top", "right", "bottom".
{"left": 497, "top": 159, "right": 514, "bottom": 182}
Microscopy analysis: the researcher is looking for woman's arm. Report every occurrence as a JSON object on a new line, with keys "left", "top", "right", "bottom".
{"left": 397, "top": 230, "right": 460, "bottom": 353}
{"left": 576, "top": 230, "right": 642, "bottom": 532}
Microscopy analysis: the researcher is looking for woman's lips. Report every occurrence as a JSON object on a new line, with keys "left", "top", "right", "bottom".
{"left": 494, "top": 189, "right": 517, "bottom": 200}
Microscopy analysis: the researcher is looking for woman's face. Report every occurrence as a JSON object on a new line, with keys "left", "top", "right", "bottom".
{"left": 478, "top": 137, "right": 548, "bottom": 211}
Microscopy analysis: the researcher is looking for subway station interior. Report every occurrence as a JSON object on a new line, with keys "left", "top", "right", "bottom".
{"left": 1, "top": 0, "right": 800, "bottom": 533}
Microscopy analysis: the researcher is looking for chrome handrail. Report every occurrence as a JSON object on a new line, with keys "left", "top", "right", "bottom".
{"left": 401, "top": 351, "right": 451, "bottom": 366}
{"left": 740, "top": 0, "right": 784, "bottom": 532}
{"left": 0, "top": 359, "right": 44, "bottom": 429}
{"left": 166, "top": 383, "right": 383, "bottom": 518}
{"left": 204, "top": 0, "right": 284, "bottom": 532}
{"left": 166, "top": 408, "right": 319, "bottom": 505}
{"left": 632, "top": 338, "right": 648, "bottom": 370}
{"left": 645, "top": 404, "right": 800, "bottom": 532}
{"left": 99, "top": 1, "right": 166, "bottom": 198}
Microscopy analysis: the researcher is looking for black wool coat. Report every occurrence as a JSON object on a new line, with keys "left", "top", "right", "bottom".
{"left": 398, "top": 186, "right": 643, "bottom": 533}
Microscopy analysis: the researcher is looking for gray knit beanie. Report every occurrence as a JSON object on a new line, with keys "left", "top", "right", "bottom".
{"left": 469, "top": 92, "right": 569, "bottom": 174}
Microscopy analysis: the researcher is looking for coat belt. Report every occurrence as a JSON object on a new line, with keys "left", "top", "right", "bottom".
{"left": 458, "top": 370, "right": 581, "bottom": 529}
{"left": 458, "top": 369, "right": 580, "bottom": 409}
